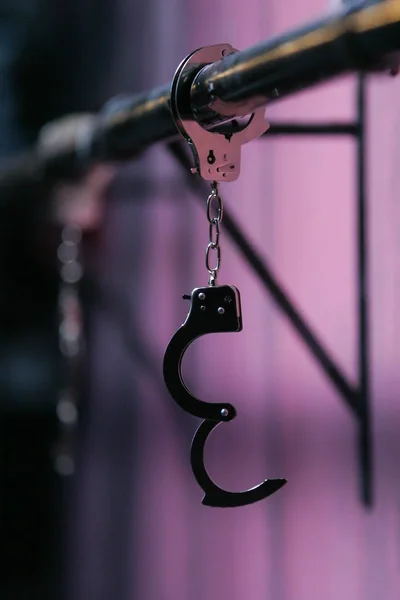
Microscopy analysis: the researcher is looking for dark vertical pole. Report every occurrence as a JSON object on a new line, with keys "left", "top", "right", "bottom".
{"left": 357, "top": 73, "right": 372, "bottom": 506}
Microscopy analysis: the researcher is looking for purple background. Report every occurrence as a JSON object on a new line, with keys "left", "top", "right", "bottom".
{"left": 67, "top": 2, "right": 400, "bottom": 599}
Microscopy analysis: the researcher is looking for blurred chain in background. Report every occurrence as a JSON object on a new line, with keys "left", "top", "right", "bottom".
{"left": 0, "top": 2, "right": 117, "bottom": 599}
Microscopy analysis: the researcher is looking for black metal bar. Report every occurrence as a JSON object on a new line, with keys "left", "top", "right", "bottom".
{"left": 168, "top": 141, "right": 358, "bottom": 415}
{"left": 188, "top": 0, "right": 400, "bottom": 125}
{"left": 0, "top": 0, "right": 396, "bottom": 194}
{"left": 356, "top": 73, "right": 372, "bottom": 506}
{"left": 89, "top": 0, "right": 400, "bottom": 162}
{"left": 267, "top": 122, "right": 359, "bottom": 136}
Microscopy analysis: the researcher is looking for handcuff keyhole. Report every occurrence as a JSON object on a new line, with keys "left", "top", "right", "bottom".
{"left": 207, "top": 150, "right": 216, "bottom": 164}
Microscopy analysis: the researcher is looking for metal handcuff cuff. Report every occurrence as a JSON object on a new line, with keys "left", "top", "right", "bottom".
{"left": 163, "top": 44, "right": 287, "bottom": 507}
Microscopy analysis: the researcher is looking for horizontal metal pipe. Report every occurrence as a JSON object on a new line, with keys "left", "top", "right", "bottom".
{"left": 1, "top": 0, "right": 400, "bottom": 192}
{"left": 86, "top": 0, "right": 400, "bottom": 164}
{"left": 190, "top": 0, "right": 400, "bottom": 124}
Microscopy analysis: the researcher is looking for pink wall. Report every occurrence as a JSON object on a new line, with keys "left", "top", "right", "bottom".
{"left": 69, "top": 2, "right": 400, "bottom": 600}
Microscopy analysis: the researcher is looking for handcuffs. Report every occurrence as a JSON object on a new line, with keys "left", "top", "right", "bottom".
{"left": 163, "top": 44, "right": 287, "bottom": 507}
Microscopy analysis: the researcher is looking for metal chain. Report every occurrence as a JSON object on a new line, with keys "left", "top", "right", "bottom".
{"left": 53, "top": 224, "right": 83, "bottom": 477}
{"left": 205, "top": 181, "right": 224, "bottom": 286}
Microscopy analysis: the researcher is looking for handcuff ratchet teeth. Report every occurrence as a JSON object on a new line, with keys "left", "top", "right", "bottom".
{"left": 192, "top": 420, "right": 287, "bottom": 508}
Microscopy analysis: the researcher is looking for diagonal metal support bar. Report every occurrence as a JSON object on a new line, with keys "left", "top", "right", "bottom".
{"left": 168, "top": 141, "right": 358, "bottom": 416}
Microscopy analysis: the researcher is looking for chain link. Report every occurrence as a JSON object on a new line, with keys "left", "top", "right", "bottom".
{"left": 54, "top": 224, "right": 83, "bottom": 477}
{"left": 205, "top": 181, "right": 223, "bottom": 286}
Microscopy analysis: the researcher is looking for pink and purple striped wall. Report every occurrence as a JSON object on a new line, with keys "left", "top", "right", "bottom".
{"left": 67, "top": 2, "right": 400, "bottom": 599}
